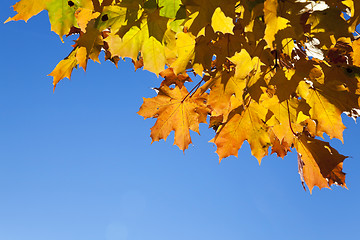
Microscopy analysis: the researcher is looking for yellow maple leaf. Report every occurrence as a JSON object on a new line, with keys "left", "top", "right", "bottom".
{"left": 170, "top": 32, "right": 195, "bottom": 75}
{"left": 48, "top": 49, "right": 78, "bottom": 91}
{"left": 142, "top": 37, "right": 166, "bottom": 75}
{"left": 97, "top": 5, "right": 128, "bottom": 32}
{"left": 106, "top": 26, "right": 145, "bottom": 61}
{"left": 264, "top": 0, "right": 289, "bottom": 48}
{"left": 183, "top": 0, "right": 236, "bottom": 36}
{"left": 297, "top": 81, "right": 346, "bottom": 141}
{"left": 5, "top": 0, "right": 48, "bottom": 23}
{"left": 6, "top": 0, "right": 95, "bottom": 41}
{"left": 106, "top": 10, "right": 169, "bottom": 75}
{"left": 212, "top": 99, "right": 271, "bottom": 162}
{"left": 264, "top": 95, "right": 308, "bottom": 146}
{"left": 211, "top": 7, "right": 234, "bottom": 34}
{"left": 227, "top": 49, "right": 254, "bottom": 79}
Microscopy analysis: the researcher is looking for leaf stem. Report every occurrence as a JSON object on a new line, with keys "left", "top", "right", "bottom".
{"left": 181, "top": 79, "right": 204, "bottom": 103}
{"left": 286, "top": 99, "right": 298, "bottom": 136}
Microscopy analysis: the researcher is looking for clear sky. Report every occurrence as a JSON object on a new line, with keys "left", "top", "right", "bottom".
{"left": 1, "top": 1, "right": 360, "bottom": 240}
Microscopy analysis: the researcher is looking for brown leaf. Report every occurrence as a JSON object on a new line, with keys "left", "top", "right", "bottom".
{"left": 74, "top": 20, "right": 104, "bottom": 70}
{"left": 159, "top": 68, "right": 192, "bottom": 88}
{"left": 269, "top": 129, "right": 291, "bottom": 158}
{"left": 132, "top": 57, "right": 144, "bottom": 71}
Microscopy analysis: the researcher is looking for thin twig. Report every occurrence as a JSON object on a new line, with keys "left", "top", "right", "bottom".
{"left": 286, "top": 99, "right": 297, "bottom": 136}
{"left": 181, "top": 79, "right": 204, "bottom": 103}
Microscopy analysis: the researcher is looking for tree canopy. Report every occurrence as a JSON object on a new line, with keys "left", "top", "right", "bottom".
{"left": 6, "top": 0, "right": 360, "bottom": 192}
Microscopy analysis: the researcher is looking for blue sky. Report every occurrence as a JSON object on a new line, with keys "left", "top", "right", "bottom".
{"left": 1, "top": 1, "right": 360, "bottom": 240}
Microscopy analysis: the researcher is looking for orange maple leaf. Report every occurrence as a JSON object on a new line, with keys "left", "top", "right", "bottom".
{"left": 138, "top": 85, "right": 210, "bottom": 151}
{"left": 296, "top": 134, "right": 347, "bottom": 193}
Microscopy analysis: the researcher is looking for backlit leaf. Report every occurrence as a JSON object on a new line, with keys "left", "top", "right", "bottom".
{"left": 138, "top": 85, "right": 210, "bottom": 151}
{"left": 295, "top": 134, "right": 347, "bottom": 193}
{"left": 212, "top": 99, "right": 271, "bottom": 162}
{"left": 48, "top": 49, "right": 78, "bottom": 90}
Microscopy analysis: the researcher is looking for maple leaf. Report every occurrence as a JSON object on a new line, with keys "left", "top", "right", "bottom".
{"left": 264, "top": 96, "right": 308, "bottom": 146}
{"left": 75, "top": 22, "right": 104, "bottom": 70}
{"left": 264, "top": 0, "right": 290, "bottom": 48}
{"left": 295, "top": 133, "right": 347, "bottom": 193}
{"left": 106, "top": 25, "right": 147, "bottom": 63}
{"left": 5, "top": 0, "right": 48, "bottom": 23}
{"left": 269, "top": 59, "right": 314, "bottom": 102}
{"left": 46, "top": 0, "right": 95, "bottom": 41}
{"left": 6, "top": 0, "right": 95, "bottom": 41}
{"left": 138, "top": 85, "right": 210, "bottom": 151}
{"left": 75, "top": 8, "right": 100, "bottom": 32}
{"left": 97, "top": 5, "right": 128, "bottom": 32}
{"left": 212, "top": 99, "right": 271, "bottom": 163}
{"left": 142, "top": 36, "right": 167, "bottom": 74}
{"left": 183, "top": 0, "right": 236, "bottom": 36}
{"left": 190, "top": 26, "right": 216, "bottom": 75}
{"left": 169, "top": 32, "right": 195, "bottom": 74}
{"left": 158, "top": 0, "right": 183, "bottom": 19}
{"left": 211, "top": 7, "right": 235, "bottom": 35}
{"left": 269, "top": 129, "right": 291, "bottom": 158}
{"left": 48, "top": 49, "right": 78, "bottom": 91}
{"left": 106, "top": 9, "right": 171, "bottom": 75}
{"left": 132, "top": 57, "right": 144, "bottom": 71}
{"left": 297, "top": 81, "right": 346, "bottom": 141}
{"left": 159, "top": 68, "right": 192, "bottom": 88}
{"left": 212, "top": 33, "right": 241, "bottom": 69}
{"left": 205, "top": 70, "right": 246, "bottom": 118}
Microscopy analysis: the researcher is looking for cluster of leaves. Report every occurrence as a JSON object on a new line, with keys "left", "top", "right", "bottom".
{"left": 7, "top": 0, "right": 360, "bottom": 192}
